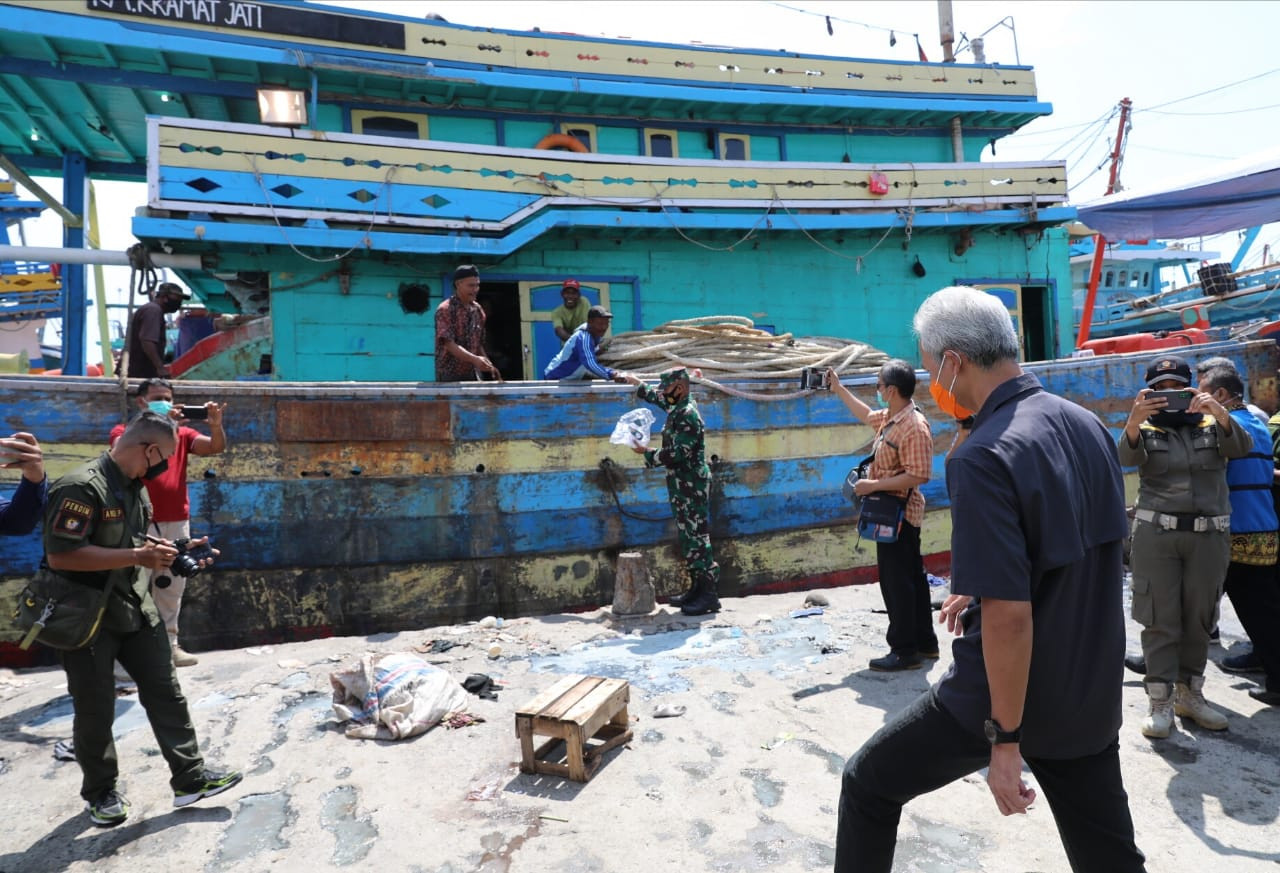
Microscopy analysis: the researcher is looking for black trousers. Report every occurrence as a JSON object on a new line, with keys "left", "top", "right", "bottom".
{"left": 836, "top": 690, "right": 1147, "bottom": 873}
{"left": 1223, "top": 559, "right": 1280, "bottom": 693}
{"left": 875, "top": 521, "right": 938, "bottom": 656}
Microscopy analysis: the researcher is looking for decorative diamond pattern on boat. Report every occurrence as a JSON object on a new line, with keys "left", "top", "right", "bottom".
{"left": 185, "top": 177, "right": 221, "bottom": 193}
{"left": 421, "top": 195, "right": 450, "bottom": 208}
{"left": 271, "top": 184, "right": 303, "bottom": 198}
{"left": 348, "top": 189, "right": 377, "bottom": 203}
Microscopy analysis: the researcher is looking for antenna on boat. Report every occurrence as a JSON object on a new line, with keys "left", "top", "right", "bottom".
{"left": 1076, "top": 98, "right": 1134, "bottom": 349}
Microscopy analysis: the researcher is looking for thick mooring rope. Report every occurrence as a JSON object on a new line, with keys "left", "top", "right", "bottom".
{"left": 597, "top": 316, "right": 889, "bottom": 400}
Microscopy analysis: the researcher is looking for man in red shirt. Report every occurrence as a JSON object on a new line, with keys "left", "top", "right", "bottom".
{"left": 109, "top": 378, "right": 227, "bottom": 666}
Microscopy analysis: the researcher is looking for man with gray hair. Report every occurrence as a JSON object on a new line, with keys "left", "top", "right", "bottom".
{"left": 835, "top": 286, "right": 1145, "bottom": 872}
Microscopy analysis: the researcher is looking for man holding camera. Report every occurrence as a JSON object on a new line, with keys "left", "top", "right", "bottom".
{"left": 826, "top": 361, "right": 937, "bottom": 671}
{"left": 42, "top": 412, "right": 241, "bottom": 827}
{"left": 109, "top": 378, "right": 227, "bottom": 667}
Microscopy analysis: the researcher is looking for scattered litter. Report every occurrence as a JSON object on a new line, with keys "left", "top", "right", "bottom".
{"left": 277, "top": 659, "right": 306, "bottom": 669}
{"left": 820, "top": 644, "right": 843, "bottom": 655}
{"left": 761, "top": 732, "right": 793, "bottom": 750}
{"left": 412, "top": 639, "right": 458, "bottom": 655}
{"left": 330, "top": 653, "right": 471, "bottom": 740}
{"left": 652, "top": 704, "right": 686, "bottom": 718}
{"left": 477, "top": 616, "right": 499, "bottom": 629}
{"left": 790, "top": 607, "right": 824, "bottom": 618}
{"left": 487, "top": 644, "right": 503, "bottom": 659}
{"left": 246, "top": 646, "right": 274, "bottom": 656}
{"left": 927, "top": 573, "right": 949, "bottom": 587}
{"left": 53, "top": 740, "right": 76, "bottom": 761}
{"left": 539, "top": 814, "right": 569, "bottom": 823}
{"left": 804, "top": 592, "right": 830, "bottom": 608}
{"left": 442, "top": 711, "right": 486, "bottom": 730}
{"left": 463, "top": 674, "right": 502, "bottom": 701}
{"left": 465, "top": 771, "right": 506, "bottom": 801}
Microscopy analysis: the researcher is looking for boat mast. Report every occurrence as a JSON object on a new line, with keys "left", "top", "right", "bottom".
{"left": 1076, "top": 97, "right": 1133, "bottom": 348}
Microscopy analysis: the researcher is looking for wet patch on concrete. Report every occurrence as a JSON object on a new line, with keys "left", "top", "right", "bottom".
{"left": 793, "top": 738, "right": 846, "bottom": 776}
{"left": 640, "top": 728, "right": 664, "bottom": 743}
{"left": 475, "top": 823, "right": 539, "bottom": 871}
{"left": 24, "top": 694, "right": 152, "bottom": 740}
{"left": 688, "top": 818, "right": 713, "bottom": 845}
{"left": 708, "top": 690, "right": 737, "bottom": 714}
{"left": 678, "top": 760, "right": 715, "bottom": 781}
{"left": 742, "top": 768, "right": 784, "bottom": 808}
{"left": 527, "top": 619, "right": 832, "bottom": 694}
{"left": 893, "top": 813, "right": 993, "bottom": 872}
{"left": 210, "top": 791, "right": 293, "bottom": 870}
{"left": 704, "top": 816, "right": 832, "bottom": 871}
{"left": 320, "top": 784, "right": 378, "bottom": 865}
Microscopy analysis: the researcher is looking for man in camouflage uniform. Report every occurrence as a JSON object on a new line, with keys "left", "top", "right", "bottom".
{"left": 624, "top": 367, "right": 720, "bottom": 615}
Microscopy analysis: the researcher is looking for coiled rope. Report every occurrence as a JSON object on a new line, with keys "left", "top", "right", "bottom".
{"left": 597, "top": 316, "right": 889, "bottom": 400}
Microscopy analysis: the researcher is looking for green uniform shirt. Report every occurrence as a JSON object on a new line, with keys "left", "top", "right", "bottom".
{"left": 637, "top": 384, "right": 709, "bottom": 479}
{"left": 42, "top": 452, "right": 158, "bottom": 630}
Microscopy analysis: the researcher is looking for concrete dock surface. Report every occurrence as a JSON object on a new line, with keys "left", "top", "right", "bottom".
{"left": 1, "top": 581, "right": 1277, "bottom": 873}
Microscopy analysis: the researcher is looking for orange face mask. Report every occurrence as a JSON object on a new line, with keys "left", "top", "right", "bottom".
{"left": 929, "top": 352, "right": 975, "bottom": 420}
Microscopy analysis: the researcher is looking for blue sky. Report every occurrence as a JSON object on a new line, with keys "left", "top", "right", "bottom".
{"left": 18, "top": 0, "right": 1280, "bottom": 350}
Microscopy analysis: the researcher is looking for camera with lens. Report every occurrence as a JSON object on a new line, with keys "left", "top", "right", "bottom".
{"left": 799, "top": 366, "right": 829, "bottom": 391}
{"left": 154, "top": 537, "right": 216, "bottom": 589}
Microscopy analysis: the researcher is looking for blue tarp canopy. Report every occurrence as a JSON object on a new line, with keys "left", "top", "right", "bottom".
{"left": 1075, "top": 146, "right": 1280, "bottom": 242}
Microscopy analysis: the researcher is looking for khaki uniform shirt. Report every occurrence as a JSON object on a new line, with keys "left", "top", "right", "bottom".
{"left": 42, "top": 452, "right": 159, "bottom": 631}
{"left": 1119, "top": 415, "right": 1250, "bottom": 517}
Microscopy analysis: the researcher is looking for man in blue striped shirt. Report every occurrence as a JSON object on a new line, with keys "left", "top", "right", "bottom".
{"left": 543, "top": 305, "right": 629, "bottom": 383}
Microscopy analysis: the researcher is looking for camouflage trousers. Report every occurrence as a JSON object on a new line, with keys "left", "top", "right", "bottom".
{"left": 667, "top": 472, "right": 719, "bottom": 586}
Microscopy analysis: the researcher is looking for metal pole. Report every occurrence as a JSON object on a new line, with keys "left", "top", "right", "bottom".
{"left": 937, "top": 0, "right": 956, "bottom": 63}
{"left": 1076, "top": 98, "right": 1133, "bottom": 349}
{"left": 0, "top": 245, "right": 204, "bottom": 269}
{"left": 61, "top": 152, "right": 87, "bottom": 376}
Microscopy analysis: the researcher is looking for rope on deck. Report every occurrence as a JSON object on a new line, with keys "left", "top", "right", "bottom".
{"left": 597, "top": 316, "right": 889, "bottom": 400}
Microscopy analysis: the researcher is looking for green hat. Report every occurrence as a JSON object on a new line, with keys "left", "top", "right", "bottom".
{"left": 659, "top": 367, "right": 689, "bottom": 389}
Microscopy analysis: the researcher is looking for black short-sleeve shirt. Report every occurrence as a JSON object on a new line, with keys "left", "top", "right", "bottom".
{"left": 936, "top": 373, "right": 1129, "bottom": 759}
{"left": 127, "top": 300, "right": 167, "bottom": 378}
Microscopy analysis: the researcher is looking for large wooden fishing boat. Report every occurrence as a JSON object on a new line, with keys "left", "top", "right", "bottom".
{"left": 1, "top": 1, "right": 1276, "bottom": 665}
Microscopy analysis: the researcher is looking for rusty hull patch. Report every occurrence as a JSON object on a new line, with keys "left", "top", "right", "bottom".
{"left": 277, "top": 400, "right": 451, "bottom": 442}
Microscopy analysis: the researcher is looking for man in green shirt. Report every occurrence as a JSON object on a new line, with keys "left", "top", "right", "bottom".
{"left": 551, "top": 279, "right": 592, "bottom": 344}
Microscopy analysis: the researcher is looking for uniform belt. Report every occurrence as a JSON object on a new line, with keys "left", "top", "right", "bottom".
{"left": 1134, "top": 508, "right": 1230, "bottom": 532}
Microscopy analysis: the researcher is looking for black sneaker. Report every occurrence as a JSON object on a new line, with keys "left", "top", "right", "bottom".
{"left": 869, "top": 652, "right": 924, "bottom": 672}
{"left": 173, "top": 769, "right": 244, "bottom": 808}
{"left": 1221, "top": 651, "right": 1263, "bottom": 674}
{"left": 1124, "top": 654, "right": 1147, "bottom": 675}
{"left": 88, "top": 788, "right": 129, "bottom": 827}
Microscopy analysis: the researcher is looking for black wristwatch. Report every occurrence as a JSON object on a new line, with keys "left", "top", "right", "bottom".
{"left": 983, "top": 718, "right": 1021, "bottom": 745}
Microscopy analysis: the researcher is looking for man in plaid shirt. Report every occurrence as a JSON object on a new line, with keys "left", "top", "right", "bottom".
{"left": 827, "top": 360, "right": 937, "bottom": 671}
{"left": 435, "top": 264, "right": 501, "bottom": 382}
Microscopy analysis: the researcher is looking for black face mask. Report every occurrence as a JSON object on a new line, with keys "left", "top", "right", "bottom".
{"left": 1149, "top": 410, "right": 1202, "bottom": 429}
{"left": 161, "top": 297, "right": 183, "bottom": 313}
{"left": 143, "top": 446, "right": 169, "bottom": 480}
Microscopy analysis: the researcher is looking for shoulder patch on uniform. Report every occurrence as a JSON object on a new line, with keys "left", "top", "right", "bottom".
{"left": 52, "top": 498, "right": 93, "bottom": 538}
{"left": 102, "top": 507, "right": 124, "bottom": 521}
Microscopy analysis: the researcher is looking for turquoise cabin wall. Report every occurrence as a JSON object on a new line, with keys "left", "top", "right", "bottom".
{"left": 428, "top": 115, "right": 498, "bottom": 144}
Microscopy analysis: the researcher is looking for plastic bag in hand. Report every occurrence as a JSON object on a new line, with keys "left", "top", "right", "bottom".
{"left": 610, "top": 408, "right": 655, "bottom": 449}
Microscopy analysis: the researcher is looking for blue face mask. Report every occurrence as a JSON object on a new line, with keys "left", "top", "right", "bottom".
{"left": 876, "top": 390, "right": 886, "bottom": 408}
{"left": 147, "top": 400, "right": 173, "bottom": 416}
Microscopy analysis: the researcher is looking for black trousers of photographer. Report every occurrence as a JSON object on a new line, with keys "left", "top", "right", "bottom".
{"left": 62, "top": 606, "right": 204, "bottom": 801}
{"left": 876, "top": 521, "right": 939, "bottom": 657}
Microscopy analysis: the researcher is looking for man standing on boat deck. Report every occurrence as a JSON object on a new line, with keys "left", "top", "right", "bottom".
{"left": 435, "top": 264, "right": 501, "bottom": 382}
{"left": 550, "top": 278, "right": 591, "bottom": 344}
{"left": 127, "top": 282, "right": 188, "bottom": 378}
{"left": 109, "top": 378, "right": 227, "bottom": 668}
{"left": 824, "top": 359, "right": 938, "bottom": 672}
{"left": 836, "top": 286, "right": 1146, "bottom": 873}
{"left": 544, "top": 304, "right": 629, "bottom": 382}
{"left": 621, "top": 367, "right": 720, "bottom": 616}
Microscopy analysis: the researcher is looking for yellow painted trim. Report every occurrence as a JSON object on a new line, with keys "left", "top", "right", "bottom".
{"left": 719, "top": 133, "right": 751, "bottom": 161}
{"left": 8, "top": 1, "right": 1036, "bottom": 100}
{"left": 643, "top": 128, "right": 680, "bottom": 159}
{"left": 519, "top": 319, "right": 533, "bottom": 380}
{"left": 351, "top": 109, "right": 428, "bottom": 139}
{"left": 157, "top": 121, "right": 1069, "bottom": 206}
{"left": 557, "top": 122, "right": 597, "bottom": 152}
{"left": 0, "top": 274, "right": 60, "bottom": 292}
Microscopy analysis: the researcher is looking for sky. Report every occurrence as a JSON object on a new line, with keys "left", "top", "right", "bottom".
{"left": 14, "top": 0, "right": 1280, "bottom": 358}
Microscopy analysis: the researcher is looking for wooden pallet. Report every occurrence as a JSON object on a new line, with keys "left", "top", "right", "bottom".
{"left": 514, "top": 674, "right": 631, "bottom": 782}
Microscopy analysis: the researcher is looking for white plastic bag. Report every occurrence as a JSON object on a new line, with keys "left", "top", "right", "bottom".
{"left": 610, "top": 408, "right": 655, "bottom": 449}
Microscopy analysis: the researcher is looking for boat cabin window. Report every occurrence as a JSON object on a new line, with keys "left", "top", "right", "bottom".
{"left": 1141, "top": 271, "right": 1150, "bottom": 287}
{"left": 1117, "top": 270, "right": 1127, "bottom": 288}
{"left": 645, "top": 129, "right": 678, "bottom": 158}
{"left": 351, "top": 110, "right": 427, "bottom": 140}
{"left": 559, "top": 123, "right": 596, "bottom": 152}
{"left": 1104, "top": 270, "right": 1114, "bottom": 287}
{"left": 719, "top": 134, "right": 749, "bottom": 161}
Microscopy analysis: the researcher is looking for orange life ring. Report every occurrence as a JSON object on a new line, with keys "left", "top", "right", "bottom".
{"left": 534, "top": 133, "right": 589, "bottom": 153}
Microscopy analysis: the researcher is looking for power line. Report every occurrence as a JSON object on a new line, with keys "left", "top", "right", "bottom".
{"left": 1134, "top": 66, "right": 1280, "bottom": 113}
{"left": 1146, "top": 102, "right": 1280, "bottom": 118}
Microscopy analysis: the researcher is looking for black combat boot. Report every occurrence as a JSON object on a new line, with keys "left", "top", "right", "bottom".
{"left": 667, "top": 575, "right": 701, "bottom": 607}
{"left": 679, "top": 575, "right": 720, "bottom": 616}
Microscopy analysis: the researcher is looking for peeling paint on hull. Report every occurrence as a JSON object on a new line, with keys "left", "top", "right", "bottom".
{"left": 2, "top": 338, "right": 1276, "bottom": 665}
